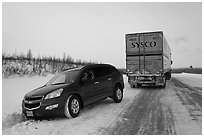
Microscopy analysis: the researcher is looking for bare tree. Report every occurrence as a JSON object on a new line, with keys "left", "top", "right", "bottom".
{"left": 27, "top": 49, "right": 33, "bottom": 64}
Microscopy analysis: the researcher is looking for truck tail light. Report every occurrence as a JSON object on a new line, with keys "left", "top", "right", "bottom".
{"left": 156, "top": 70, "right": 163, "bottom": 75}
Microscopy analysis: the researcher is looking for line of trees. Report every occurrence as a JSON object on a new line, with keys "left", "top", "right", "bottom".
{"left": 172, "top": 67, "right": 202, "bottom": 74}
{"left": 2, "top": 49, "right": 98, "bottom": 77}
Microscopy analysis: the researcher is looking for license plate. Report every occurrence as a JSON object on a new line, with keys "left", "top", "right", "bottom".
{"left": 26, "top": 111, "right": 33, "bottom": 117}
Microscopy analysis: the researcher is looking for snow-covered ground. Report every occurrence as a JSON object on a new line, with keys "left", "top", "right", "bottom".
{"left": 2, "top": 73, "right": 202, "bottom": 134}
{"left": 2, "top": 75, "right": 54, "bottom": 119}
{"left": 2, "top": 75, "right": 141, "bottom": 134}
{"left": 172, "top": 73, "right": 202, "bottom": 88}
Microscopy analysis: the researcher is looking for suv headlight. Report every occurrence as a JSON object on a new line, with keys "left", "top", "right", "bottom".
{"left": 45, "top": 89, "right": 63, "bottom": 99}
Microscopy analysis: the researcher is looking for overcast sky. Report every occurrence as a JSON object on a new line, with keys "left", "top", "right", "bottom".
{"left": 2, "top": 2, "right": 202, "bottom": 68}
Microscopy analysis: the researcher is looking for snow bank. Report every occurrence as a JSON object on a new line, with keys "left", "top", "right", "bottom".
{"left": 2, "top": 75, "right": 54, "bottom": 130}
{"left": 172, "top": 73, "right": 202, "bottom": 88}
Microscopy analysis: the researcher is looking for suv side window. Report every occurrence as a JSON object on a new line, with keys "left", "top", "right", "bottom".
{"left": 81, "top": 69, "right": 94, "bottom": 82}
{"left": 92, "top": 66, "right": 110, "bottom": 79}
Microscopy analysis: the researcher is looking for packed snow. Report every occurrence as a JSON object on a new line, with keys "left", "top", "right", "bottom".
{"left": 163, "top": 82, "right": 202, "bottom": 135}
{"left": 172, "top": 73, "right": 202, "bottom": 88}
{"left": 2, "top": 75, "right": 54, "bottom": 131}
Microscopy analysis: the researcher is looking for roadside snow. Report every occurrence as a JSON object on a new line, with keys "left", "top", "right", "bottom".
{"left": 2, "top": 75, "right": 141, "bottom": 134}
{"left": 2, "top": 75, "right": 54, "bottom": 119}
{"left": 172, "top": 73, "right": 202, "bottom": 88}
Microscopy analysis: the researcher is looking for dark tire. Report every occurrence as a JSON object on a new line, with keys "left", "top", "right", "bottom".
{"left": 137, "top": 83, "right": 142, "bottom": 88}
{"left": 166, "top": 72, "right": 171, "bottom": 80}
{"left": 131, "top": 85, "right": 136, "bottom": 88}
{"left": 112, "top": 85, "right": 123, "bottom": 103}
{"left": 64, "top": 95, "right": 81, "bottom": 118}
{"left": 161, "top": 76, "right": 166, "bottom": 88}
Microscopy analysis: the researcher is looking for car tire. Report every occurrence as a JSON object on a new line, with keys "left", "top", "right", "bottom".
{"left": 64, "top": 95, "right": 81, "bottom": 118}
{"left": 112, "top": 85, "right": 123, "bottom": 103}
{"left": 137, "top": 83, "right": 142, "bottom": 88}
{"left": 161, "top": 76, "right": 166, "bottom": 88}
{"left": 131, "top": 85, "right": 136, "bottom": 88}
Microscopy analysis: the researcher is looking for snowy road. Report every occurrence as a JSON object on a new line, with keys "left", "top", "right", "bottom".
{"left": 2, "top": 74, "right": 202, "bottom": 135}
{"left": 103, "top": 78, "right": 202, "bottom": 135}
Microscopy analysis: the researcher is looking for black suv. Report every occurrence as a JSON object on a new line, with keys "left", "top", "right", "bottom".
{"left": 22, "top": 64, "right": 124, "bottom": 118}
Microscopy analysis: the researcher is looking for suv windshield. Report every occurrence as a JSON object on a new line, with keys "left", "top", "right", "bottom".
{"left": 46, "top": 69, "right": 81, "bottom": 85}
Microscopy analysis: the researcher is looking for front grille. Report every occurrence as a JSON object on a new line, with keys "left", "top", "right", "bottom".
{"left": 25, "top": 103, "right": 40, "bottom": 109}
{"left": 24, "top": 96, "right": 43, "bottom": 110}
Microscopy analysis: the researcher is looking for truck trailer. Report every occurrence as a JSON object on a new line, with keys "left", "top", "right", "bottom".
{"left": 125, "top": 31, "right": 172, "bottom": 88}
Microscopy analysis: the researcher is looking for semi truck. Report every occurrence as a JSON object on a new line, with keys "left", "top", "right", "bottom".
{"left": 125, "top": 31, "right": 172, "bottom": 88}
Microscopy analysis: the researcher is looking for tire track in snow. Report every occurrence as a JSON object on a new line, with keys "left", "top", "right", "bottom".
{"left": 104, "top": 83, "right": 176, "bottom": 135}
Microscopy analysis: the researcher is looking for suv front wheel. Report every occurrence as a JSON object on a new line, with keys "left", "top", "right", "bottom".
{"left": 111, "top": 85, "right": 123, "bottom": 103}
{"left": 64, "top": 95, "right": 81, "bottom": 118}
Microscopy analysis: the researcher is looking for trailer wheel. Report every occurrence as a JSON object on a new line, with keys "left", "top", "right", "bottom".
{"left": 130, "top": 85, "right": 136, "bottom": 88}
{"left": 161, "top": 76, "right": 166, "bottom": 88}
{"left": 166, "top": 72, "right": 171, "bottom": 80}
{"left": 137, "top": 83, "right": 142, "bottom": 88}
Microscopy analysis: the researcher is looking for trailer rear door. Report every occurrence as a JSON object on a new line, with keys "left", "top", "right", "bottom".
{"left": 126, "top": 31, "right": 163, "bottom": 74}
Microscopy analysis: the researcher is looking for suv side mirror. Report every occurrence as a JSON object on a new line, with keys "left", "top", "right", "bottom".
{"left": 171, "top": 60, "right": 173, "bottom": 65}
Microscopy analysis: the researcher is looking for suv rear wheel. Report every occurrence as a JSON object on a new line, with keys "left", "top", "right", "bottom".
{"left": 111, "top": 85, "right": 123, "bottom": 103}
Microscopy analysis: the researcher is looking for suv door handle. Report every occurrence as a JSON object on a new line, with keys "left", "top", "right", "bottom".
{"left": 94, "top": 81, "right": 99, "bottom": 84}
{"left": 108, "top": 78, "right": 112, "bottom": 81}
